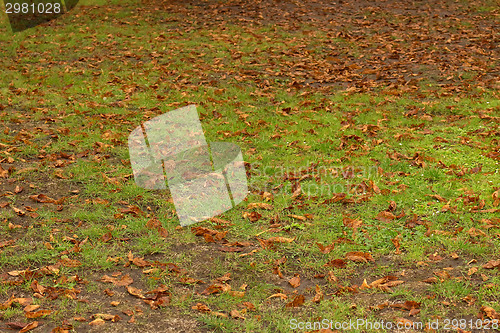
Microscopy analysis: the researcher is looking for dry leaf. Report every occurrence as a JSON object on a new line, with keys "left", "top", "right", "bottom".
{"left": 127, "top": 286, "right": 145, "bottom": 299}
{"left": 312, "top": 285, "right": 324, "bottom": 303}
{"left": 88, "top": 318, "right": 105, "bottom": 326}
{"left": 25, "top": 310, "right": 51, "bottom": 319}
{"left": 286, "top": 294, "right": 305, "bottom": 308}
{"left": 345, "top": 251, "right": 374, "bottom": 262}
{"left": 230, "top": 309, "right": 245, "bottom": 319}
{"left": 20, "top": 321, "right": 38, "bottom": 333}
{"left": 289, "top": 274, "right": 301, "bottom": 288}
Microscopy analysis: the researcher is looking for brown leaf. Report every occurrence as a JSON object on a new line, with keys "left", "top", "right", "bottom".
{"left": 241, "top": 302, "right": 255, "bottom": 311}
{"left": 230, "top": 309, "right": 245, "bottom": 319}
{"left": 132, "top": 257, "right": 150, "bottom": 268}
{"left": 345, "top": 251, "right": 374, "bottom": 262}
{"left": 343, "top": 217, "right": 363, "bottom": 236}
{"left": 30, "top": 281, "right": 46, "bottom": 295}
{"left": 324, "top": 259, "right": 347, "bottom": 268}
{"left": 59, "top": 258, "right": 82, "bottom": 267}
{"left": 428, "top": 253, "right": 443, "bottom": 262}
{"left": 285, "top": 294, "right": 305, "bottom": 308}
{"left": 316, "top": 242, "right": 334, "bottom": 254}
{"left": 391, "top": 236, "right": 401, "bottom": 254}
{"left": 242, "top": 211, "right": 262, "bottom": 222}
{"left": 88, "top": 319, "right": 105, "bottom": 326}
{"left": 480, "top": 306, "right": 500, "bottom": 320}
{"left": 291, "top": 183, "right": 302, "bottom": 199}
{"left": 201, "top": 284, "right": 223, "bottom": 295}
{"left": 101, "top": 274, "right": 133, "bottom": 286}
{"left": 312, "top": 285, "right": 324, "bottom": 303}
{"left": 127, "top": 286, "right": 145, "bottom": 299}
{"left": 422, "top": 277, "right": 439, "bottom": 284}
{"left": 267, "top": 236, "right": 295, "bottom": 243}
{"left": 426, "top": 194, "right": 447, "bottom": 202}
{"left": 12, "top": 206, "right": 26, "bottom": 216}
{"left": 94, "top": 313, "right": 120, "bottom": 322}
{"left": 29, "top": 194, "right": 56, "bottom": 203}
{"left": 376, "top": 211, "right": 396, "bottom": 222}
{"left": 267, "top": 293, "right": 287, "bottom": 300}
{"left": 20, "top": 321, "right": 39, "bottom": 333}
{"left": 483, "top": 259, "right": 500, "bottom": 269}
{"left": 323, "top": 192, "right": 346, "bottom": 204}
{"left": 192, "top": 303, "right": 211, "bottom": 313}
{"left": 23, "top": 305, "right": 40, "bottom": 313}
{"left": 25, "top": 310, "right": 51, "bottom": 319}
{"left": 100, "top": 232, "right": 113, "bottom": 243}
{"left": 289, "top": 274, "right": 301, "bottom": 288}
{"left": 0, "top": 164, "right": 9, "bottom": 178}
{"left": 0, "top": 239, "right": 15, "bottom": 248}
{"left": 247, "top": 202, "right": 273, "bottom": 210}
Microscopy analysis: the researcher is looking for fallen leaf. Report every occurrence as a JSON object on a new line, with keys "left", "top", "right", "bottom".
{"left": 88, "top": 318, "right": 105, "bottom": 326}
{"left": 20, "top": 321, "right": 38, "bottom": 333}
{"left": 25, "top": 310, "right": 51, "bottom": 319}
{"left": 29, "top": 194, "right": 56, "bottom": 203}
{"left": 192, "top": 303, "right": 211, "bottom": 313}
{"left": 285, "top": 294, "right": 305, "bottom": 308}
{"left": 289, "top": 274, "right": 301, "bottom": 288}
{"left": 483, "top": 259, "right": 500, "bottom": 269}
{"left": 345, "top": 251, "right": 374, "bottom": 262}
{"left": 316, "top": 242, "right": 334, "bottom": 254}
{"left": 312, "top": 285, "right": 324, "bottom": 303}
{"left": 324, "top": 259, "right": 347, "bottom": 268}
{"left": 101, "top": 274, "right": 133, "bottom": 286}
{"left": 247, "top": 202, "right": 273, "bottom": 210}
{"left": 267, "top": 293, "right": 287, "bottom": 300}
{"left": 230, "top": 309, "right": 245, "bottom": 319}
{"left": 127, "top": 286, "right": 145, "bottom": 299}
{"left": 376, "top": 211, "right": 396, "bottom": 222}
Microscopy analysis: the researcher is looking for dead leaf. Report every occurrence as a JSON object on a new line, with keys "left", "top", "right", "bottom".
{"left": 376, "top": 211, "right": 396, "bottom": 222}
{"left": 127, "top": 286, "right": 145, "bottom": 299}
{"left": 324, "top": 259, "right": 347, "bottom": 268}
{"left": 267, "top": 293, "right": 287, "bottom": 300}
{"left": 88, "top": 319, "right": 105, "bottom": 326}
{"left": 230, "top": 309, "right": 245, "bottom": 319}
{"left": 345, "top": 251, "right": 374, "bottom": 262}
{"left": 101, "top": 274, "right": 133, "bottom": 286}
{"left": 312, "top": 285, "right": 324, "bottom": 303}
{"left": 29, "top": 194, "right": 56, "bottom": 203}
{"left": 192, "top": 303, "right": 211, "bottom": 313}
{"left": 100, "top": 232, "right": 113, "bottom": 243}
{"left": 480, "top": 306, "right": 500, "bottom": 319}
{"left": 289, "top": 274, "right": 301, "bottom": 288}
{"left": 247, "top": 202, "right": 273, "bottom": 210}
{"left": 285, "top": 294, "right": 305, "bottom": 308}
{"left": 20, "top": 321, "right": 38, "bottom": 333}
{"left": 316, "top": 242, "right": 335, "bottom": 254}
{"left": 25, "top": 310, "right": 51, "bottom": 319}
{"left": 483, "top": 259, "right": 500, "bottom": 269}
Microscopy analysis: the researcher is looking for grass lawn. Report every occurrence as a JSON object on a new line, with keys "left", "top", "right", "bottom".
{"left": 0, "top": 0, "right": 499, "bottom": 332}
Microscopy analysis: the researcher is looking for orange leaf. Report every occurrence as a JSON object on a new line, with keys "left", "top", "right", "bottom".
{"left": 345, "top": 251, "right": 374, "bottom": 262}
{"left": 312, "top": 285, "right": 324, "bottom": 303}
{"left": 127, "top": 286, "right": 144, "bottom": 299}
{"left": 376, "top": 211, "right": 395, "bottom": 222}
{"left": 289, "top": 275, "right": 301, "bottom": 288}
{"left": 324, "top": 259, "right": 347, "bottom": 268}
{"left": 192, "top": 303, "right": 211, "bottom": 313}
{"left": 285, "top": 294, "right": 305, "bottom": 308}
{"left": 25, "top": 310, "right": 51, "bottom": 319}
{"left": 20, "top": 321, "right": 38, "bottom": 333}
{"left": 483, "top": 259, "right": 500, "bottom": 269}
